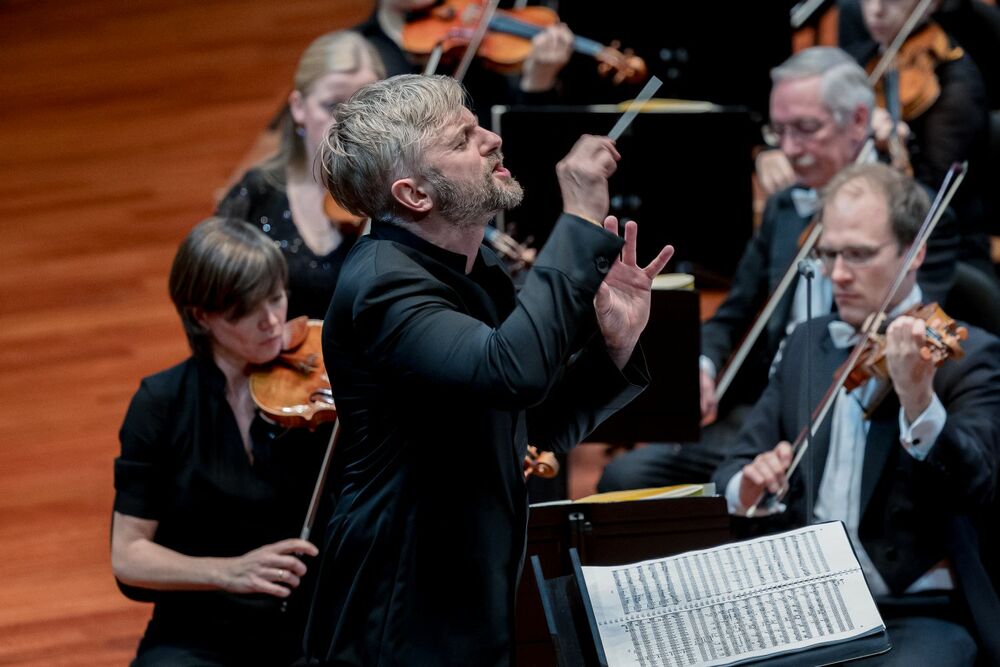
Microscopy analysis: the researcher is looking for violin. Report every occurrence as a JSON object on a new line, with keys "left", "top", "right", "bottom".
{"left": 746, "top": 161, "right": 968, "bottom": 517}
{"left": 324, "top": 192, "right": 367, "bottom": 237}
{"left": 249, "top": 316, "right": 337, "bottom": 430}
{"left": 250, "top": 315, "right": 340, "bottom": 578}
{"left": 867, "top": 22, "right": 963, "bottom": 122}
{"left": 401, "top": 0, "right": 646, "bottom": 85}
{"left": 483, "top": 225, "right": 535, "bottom": 274}
{"left": 840, "top": 303, "right": 967, "bottom": 415}
{"left": 523, "top": 445, "right": 559, "bottom": 480}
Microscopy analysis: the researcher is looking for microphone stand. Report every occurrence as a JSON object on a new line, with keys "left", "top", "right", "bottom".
{"left": 798, "top": 259, "right": 815, "bottom": 525}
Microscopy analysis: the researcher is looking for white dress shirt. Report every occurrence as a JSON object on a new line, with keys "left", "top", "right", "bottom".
{"left": 726, "top": 286, "right": 953, "bottom": 594}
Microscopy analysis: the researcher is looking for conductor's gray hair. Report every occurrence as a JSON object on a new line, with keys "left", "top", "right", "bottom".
{"left": 320, "top": 74, "right": 469, "bottom": 222}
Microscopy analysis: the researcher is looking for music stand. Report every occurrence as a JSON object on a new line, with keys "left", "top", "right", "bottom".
{"left": 517, "top": 495, "right": 731, "bottom": 665}
{"left": 493, "top": 104, "right": 756, "bottom": 288}
{"left": 586, "top": 278, "right": 700, "bottom": 444}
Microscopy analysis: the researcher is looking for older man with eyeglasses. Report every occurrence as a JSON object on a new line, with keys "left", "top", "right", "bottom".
{"left": 597, "top": 46, "right": 959, "bottom": 494}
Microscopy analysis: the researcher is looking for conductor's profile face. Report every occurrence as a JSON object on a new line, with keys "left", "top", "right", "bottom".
{"left": 422, "top": 107, "right": 524, "bottom": 220}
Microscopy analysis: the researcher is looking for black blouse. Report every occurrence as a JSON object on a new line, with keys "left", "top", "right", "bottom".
{"left": 114, "top": 357, "right": 328, "bottom": 660}
{"left": 217, "top": 169, "right": 357, "bottom": 320}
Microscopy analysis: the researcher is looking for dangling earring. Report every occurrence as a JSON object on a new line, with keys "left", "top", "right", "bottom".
{"left": 295, "top": 125, "right": 306, "bottom": 137}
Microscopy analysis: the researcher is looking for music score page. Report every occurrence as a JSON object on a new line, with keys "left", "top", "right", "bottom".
{"left": 581, "top": 522, "right": 884, "bottom": 667}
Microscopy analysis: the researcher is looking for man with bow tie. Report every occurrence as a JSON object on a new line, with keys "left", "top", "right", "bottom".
{"left": 597, "top": 45, "right": 959, "bottom": 493}
{"left": 714, "top": 162, "right": 1000, "bottom": 666}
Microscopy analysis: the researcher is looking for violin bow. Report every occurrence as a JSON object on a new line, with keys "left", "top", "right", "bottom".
{"left": 746, "top": 161, "right": 967, "bottom": 518}
{"left": 299, "top": 419, "right": 341, "bottom": 542}
{"left": 868, "top": 0, "right": 935, "bottom": 84}
{"left": 714, "top": 222, "right": 824, "bottom": 403}
{"left": 279, "top": 418, "right": 341, "bottom": 613}
{"left": 453, "top": 0, "right": 502, "bottom": 83}
{"left": 713, "top": 137, "right": 877, "bottom": 406}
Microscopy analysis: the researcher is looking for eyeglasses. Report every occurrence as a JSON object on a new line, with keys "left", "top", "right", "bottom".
{"left": 761, "top": 117, "right": 832, "bottom": 147}
{"left": 811, "top": 241, "right": 897, "bottom": 270}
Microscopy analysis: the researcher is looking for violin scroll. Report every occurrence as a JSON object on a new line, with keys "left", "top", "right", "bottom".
{"left": 400, "top": 0, "right": 647, "bottom": 86}
{"left": 524, "top": 445, "right": 559, "bottom": 480}
{"left": 596, "top": 41, "right": 647, "bottom": 86}
{"left": 324, "top": 192, "right": 367, "bottom": 237}
{"left": 484, "top": 226, "right": 536, "bottom": 274}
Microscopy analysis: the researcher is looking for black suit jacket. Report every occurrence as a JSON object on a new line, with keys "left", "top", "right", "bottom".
{"left": 713, "top": 315, "right": 1000, "bottom": 622}
{"left": 304, "top": 215, "right": 648, "bottom": 666}
{"left": 701, "top": 186, "right": 959, "bottom": 409}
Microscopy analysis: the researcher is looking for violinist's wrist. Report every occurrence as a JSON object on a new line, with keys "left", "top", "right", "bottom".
{"left": 899, "top": 387, "right": 934, "bottom": 424}
{"left": 520, "top": 63, "right": 560, "bottom": 92}
{"left": 203, "top": 556, "right": 230, "bottom": 591}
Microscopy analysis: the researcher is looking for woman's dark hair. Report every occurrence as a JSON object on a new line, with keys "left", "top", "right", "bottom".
{"left": 169, "top": 217, "right": 287, "bottom": 359}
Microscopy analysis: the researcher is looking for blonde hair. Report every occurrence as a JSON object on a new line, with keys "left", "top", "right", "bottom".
{"left": 261, "top": 30, "right": 385, "bottom": 186}
{"left": 320, "top": 74, "right": 469, "bottom": 222}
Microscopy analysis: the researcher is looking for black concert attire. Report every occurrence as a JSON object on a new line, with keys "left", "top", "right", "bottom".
{"left": 598, "top": 183, "right": 960, "bottom": 492}
{"left": 303, "top": 215, "right": 648, "bottom": 666}
{"left": 114, "top": 357, "right": 328, "bottom": 666}
{"left": 217, "top": 169, "right": 357, "bottom": 320}
{"left": 713, "top": 312, "right": 1000, "bottom": 666}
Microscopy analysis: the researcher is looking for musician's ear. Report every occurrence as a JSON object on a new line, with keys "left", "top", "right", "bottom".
{"left": 190, "top": 307, "right": 209, "bottom": 330}
{"left": 852, "top": 104, "right": 871, "bottom": 143}
{"left": 910, "top": 242, "right": 926, "bottom": 271}
{"left": 289, "top": 90, "right": 306, "bottom": 126}
{"left": 390, "top": 177, "right": 433, "bottom": 215}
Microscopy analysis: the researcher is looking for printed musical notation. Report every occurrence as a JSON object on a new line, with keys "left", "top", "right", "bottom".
{"left": 581, "top": 522, "right": 884, "bottom": 667}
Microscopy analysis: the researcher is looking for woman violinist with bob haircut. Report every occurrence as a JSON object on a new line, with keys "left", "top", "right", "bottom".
{"left": 111, "top": 217, "right": 327, "bottom": 666}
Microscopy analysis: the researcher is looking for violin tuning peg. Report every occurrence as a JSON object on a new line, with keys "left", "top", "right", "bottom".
{"left": 956, "top": 326, "right": 968, "bottom": 341}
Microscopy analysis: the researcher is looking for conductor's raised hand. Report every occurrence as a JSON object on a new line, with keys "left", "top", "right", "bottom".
{"left": 595, "top": 217, "right": 673, "bottom": 369}
{"left": 219, "top": 538, "right": 318, "bottom": 598}
{"left": 556, "top": 135, "right": 620, "bottom": 224}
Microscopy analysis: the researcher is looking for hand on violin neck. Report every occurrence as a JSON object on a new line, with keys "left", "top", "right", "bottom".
{"left": 519, "top": 22, "right": 573, "bottom": 92}
{"left": 885, "top": 315, "right": 936, "bottom": 421}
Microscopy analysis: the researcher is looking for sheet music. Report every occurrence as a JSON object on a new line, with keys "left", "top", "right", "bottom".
{"left": 581, "top": 522, "right": 884, "bottom": 667}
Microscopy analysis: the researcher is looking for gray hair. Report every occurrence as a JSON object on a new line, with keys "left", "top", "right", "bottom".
{"left": 771, "top": 47, "right": 874, "bottom": 127}
{"left": 320, "top": 74, "right": 470, "bottom": 222}
{"left": 820, "top": 162, "right": 930, "bottom": 247}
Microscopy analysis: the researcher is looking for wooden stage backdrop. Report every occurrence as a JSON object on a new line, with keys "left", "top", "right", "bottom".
{"left": 0, "top": 1, "right": 370, "bottom": 664}
{"left": 0, "top": 1, "right": 700, "bottom": 662}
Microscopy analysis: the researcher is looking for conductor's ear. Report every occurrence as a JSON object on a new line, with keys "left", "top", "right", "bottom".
{"left": 391, "top": 178, "right": 433, "bottom": 215}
